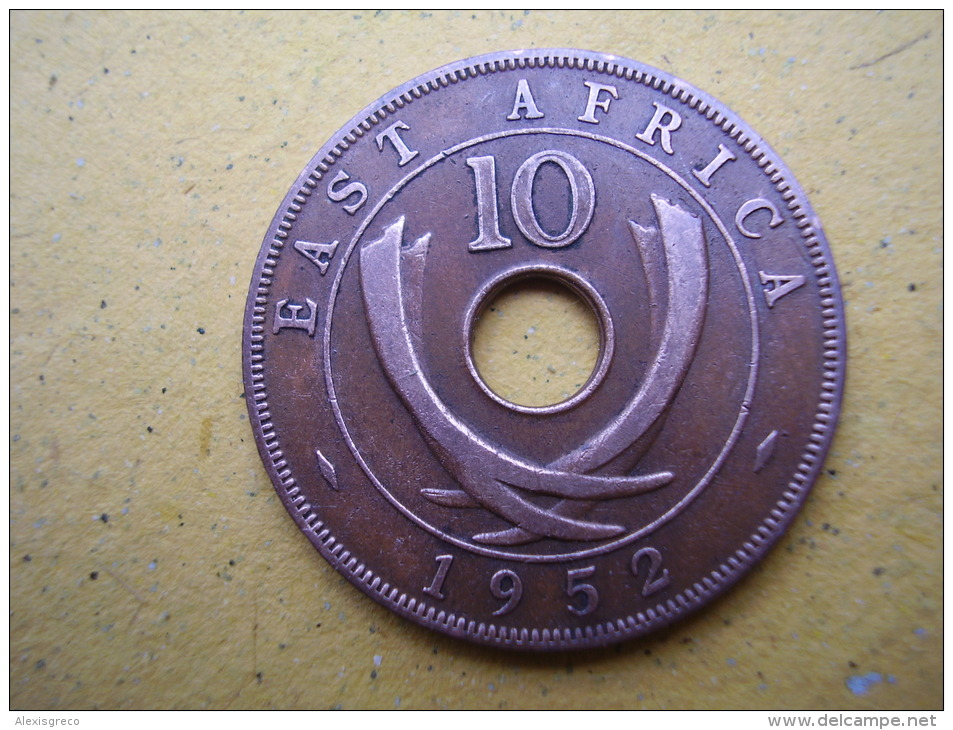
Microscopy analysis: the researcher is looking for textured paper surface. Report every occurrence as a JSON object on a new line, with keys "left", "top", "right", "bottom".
{"left": 10, "top": 10, "right": 941, "bottom": 710}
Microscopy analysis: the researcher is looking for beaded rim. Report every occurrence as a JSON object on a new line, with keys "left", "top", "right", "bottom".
{"left": 243, "top": 49, "right": 845, "bottom": 649}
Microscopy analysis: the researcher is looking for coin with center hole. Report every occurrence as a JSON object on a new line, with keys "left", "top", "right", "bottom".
{"left": 243, "top": 49, "right": 845, "bottom": 650}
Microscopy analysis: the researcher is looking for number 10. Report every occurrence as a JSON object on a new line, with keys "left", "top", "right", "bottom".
{"left": 467, "top": 150, "right": 596, "bottom": 252}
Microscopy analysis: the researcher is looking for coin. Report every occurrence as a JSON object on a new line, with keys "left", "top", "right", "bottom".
{"left": 243, "top": 49, "right": 845, "bottom": 650}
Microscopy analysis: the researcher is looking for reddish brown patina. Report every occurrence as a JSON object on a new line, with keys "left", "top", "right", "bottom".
{"left": 243, "top": 50, "right": 845, "bottom": 650}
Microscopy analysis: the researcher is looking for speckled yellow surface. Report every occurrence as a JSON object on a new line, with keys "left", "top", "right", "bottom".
{"left": 10, "top": 10, "right": 941, "bottom": 710}
{"left": 472, "top": 280, "right": 601, "bottom": 408}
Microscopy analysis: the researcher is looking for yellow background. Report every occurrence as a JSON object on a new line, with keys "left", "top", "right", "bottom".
{"left": 10, "top": 10, "right": 942, "bottom": 710}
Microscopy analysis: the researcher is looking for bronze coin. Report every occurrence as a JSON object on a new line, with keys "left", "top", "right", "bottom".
{"left": 243, "top": 49, "right": 845, "bottom": 650}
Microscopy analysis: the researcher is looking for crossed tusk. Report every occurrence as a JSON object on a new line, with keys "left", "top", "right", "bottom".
{"left": 358, "top": 194, "right": 708, "bottom": 544}
{"left": 474, "top": 195, "right": 710, "bottom": 545}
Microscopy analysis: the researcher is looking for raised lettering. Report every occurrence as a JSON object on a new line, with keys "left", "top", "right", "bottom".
{"left": 693, "top": 143, "right": 737, "bottom": 187}
{"left": 736, "top": 198, "right": 784, "bottom": 239}
{"left": 636, "top": 102, "right": 682, "bottom": 155}
{"left": 273, "top": 298, "right": 317, "bottom": 336}
{"left": 566, "top": 566, "right": 599, "bottom": 616}
{"left": 490, "top": 569, "right": 523, "bottom": 616}
{"left": 293, "top": 239, "right": 339, "bottom": 275}
{"left": 760, "top": 271, "right": 806, "bottom": 308}
{"left": 422, "top": 554, "right": 453, "bottom": 600}
{"left": 631, "top": 547, "right": 670, "bottom": 597}
{"left": 466, "top": 156, "right": 512, "bottom": 252}
{"left": 507, "top": 78, "right": 544, "bottom": 120}
{"left": 375, "top": 120, "right": 419, "bottom": 167}
{"left": 326, "top": 169, "right": 367, "bottom": 215}
{"left": 510, "top": 150, "right": 595, "bottom": 248}
{"left": 577, "top": 81, "right": 619, "bottom": 124}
